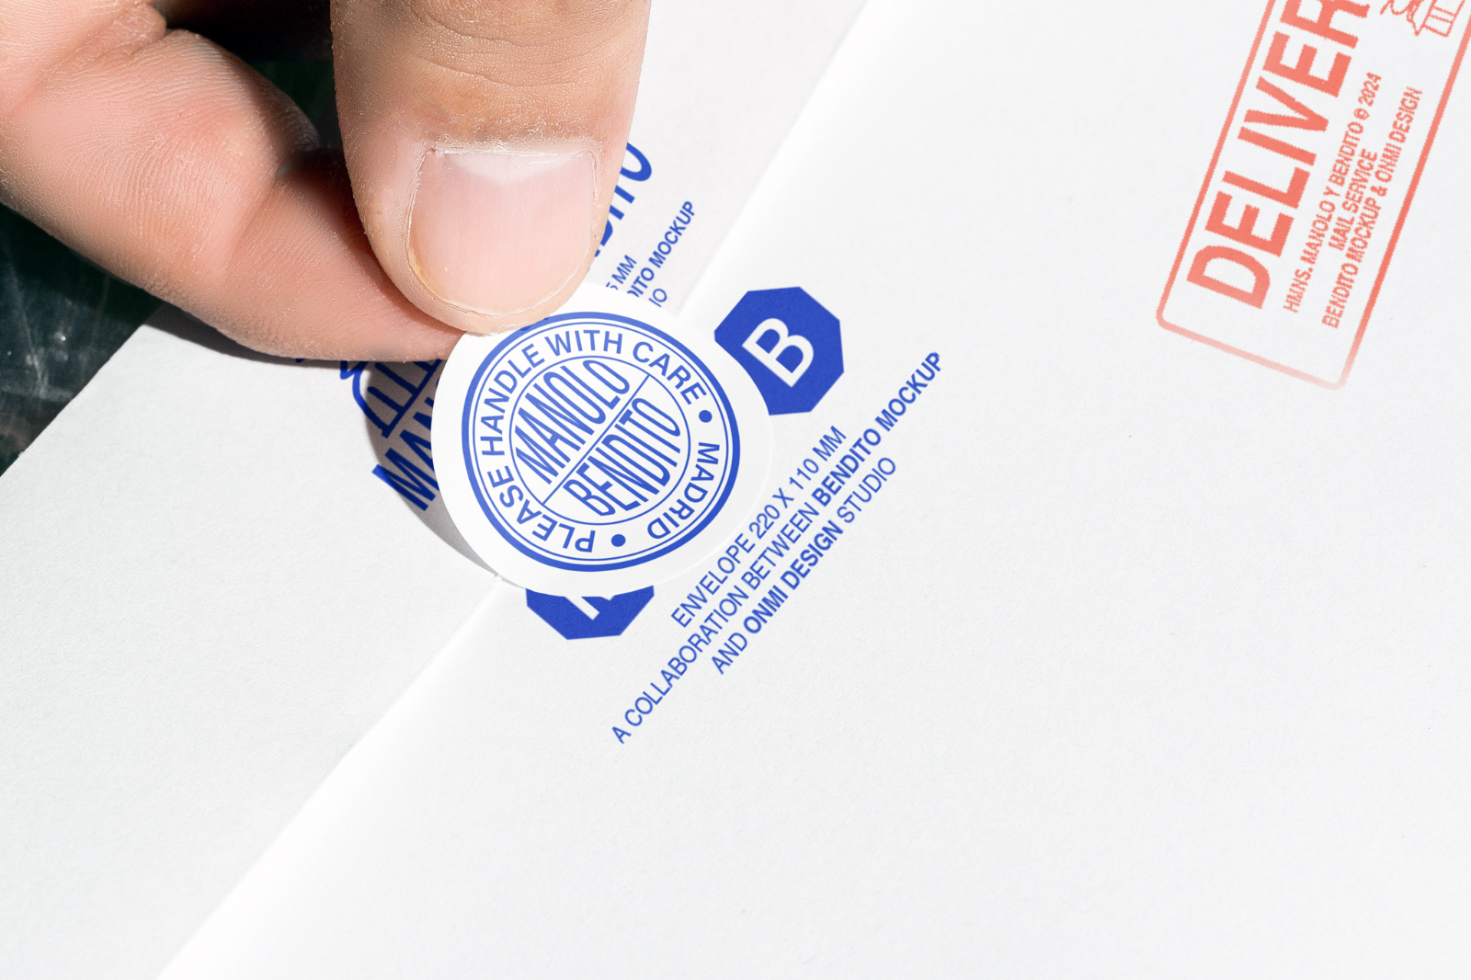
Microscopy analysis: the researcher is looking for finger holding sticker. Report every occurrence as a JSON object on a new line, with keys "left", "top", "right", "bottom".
{"left": 334, "top": 0, "right": 652, "bottom": 336}
{"left": 0, "top": 0, "right": 651, "bottom": 360}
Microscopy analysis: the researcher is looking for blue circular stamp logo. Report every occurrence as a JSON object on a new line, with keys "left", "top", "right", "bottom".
{"left": 458, "top": 311, "right": 741, "bottom": 574}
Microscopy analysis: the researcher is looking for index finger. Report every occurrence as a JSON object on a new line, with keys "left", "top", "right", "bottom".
{"left": 0, "top": 0, "right": 459, "bottom": 360}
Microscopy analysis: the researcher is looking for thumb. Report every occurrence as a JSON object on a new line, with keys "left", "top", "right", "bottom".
{"left": 331, "top": 0, "right": 649, "bottom": 334}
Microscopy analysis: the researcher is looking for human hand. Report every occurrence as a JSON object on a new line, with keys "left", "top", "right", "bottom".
{"left": 0, "top": 0, "right": 650, "bottom": 360}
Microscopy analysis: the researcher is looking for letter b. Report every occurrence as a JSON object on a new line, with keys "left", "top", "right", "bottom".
{"left": 742, "top": 319, "right": 814, "bottom": 386}
{"left": 562, "top": 480, "right": 617, "bottom": 516}
{"left": 526, "top": 588, "right": 655, "bottom": 640}
{"left": 716, "top": 288, "right": 844, "bottom": 415}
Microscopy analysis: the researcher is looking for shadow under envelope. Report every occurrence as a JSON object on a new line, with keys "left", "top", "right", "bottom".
{"left": 143, "top": 309, "right": 488, "bottom": 572}
{"left": 152, "top": 308, "right": 657, "bottom": 632}
{"left": 343, "top": 358, "right": 492, "bottom": 573}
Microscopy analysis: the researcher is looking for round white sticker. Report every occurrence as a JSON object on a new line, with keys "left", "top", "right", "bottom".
{"left": 434, "top": 291, "right": 771, "bottom": 593}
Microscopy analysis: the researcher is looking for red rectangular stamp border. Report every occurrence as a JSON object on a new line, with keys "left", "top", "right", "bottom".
{"left": 1157, "top": 1, "right": 1471, "bottom": 389}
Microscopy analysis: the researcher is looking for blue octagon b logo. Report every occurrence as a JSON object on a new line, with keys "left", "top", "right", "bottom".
{"left": 460, "top": 312, "right": 742, "bottom": 575}
{"left": 715, "top": 288, "right": 843, "bottom": 415}
{"left": 526, "top": 589, "right": 655, "bottom": 640}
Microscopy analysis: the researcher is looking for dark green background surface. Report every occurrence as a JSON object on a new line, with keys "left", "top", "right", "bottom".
{"left": 0, "top": 60, "right": 335, "bottom": 475}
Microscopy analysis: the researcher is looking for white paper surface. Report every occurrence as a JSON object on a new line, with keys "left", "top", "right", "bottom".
{"left": 0, "top": 312, "right": 493, "bottom": 980}
{"left": 586, "top": 1, "right": 868, "bottom": 311}
{"left": 157, "top": 0, "right": 1471, "bottom": 976}
{"left": 0, "top": 3, "right": 865, "bottom": 977}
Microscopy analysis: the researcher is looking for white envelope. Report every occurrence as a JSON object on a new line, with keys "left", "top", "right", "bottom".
{"left": 10, "top": 0, "right": 1471, "bottom": 975}
{"left": 0, "top": 4, "right": 866, "bottom": 977}
{"left": 162, "top": 1, "right": 1471, "bottom": 975}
